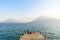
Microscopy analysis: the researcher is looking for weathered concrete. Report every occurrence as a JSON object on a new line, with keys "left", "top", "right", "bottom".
{"left": 19, "top": 32, "right": 47, "bottom": 40}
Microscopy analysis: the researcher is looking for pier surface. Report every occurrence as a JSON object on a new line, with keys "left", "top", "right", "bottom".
{"left": 19, "top": 32, "right": 47, "bottom": 40}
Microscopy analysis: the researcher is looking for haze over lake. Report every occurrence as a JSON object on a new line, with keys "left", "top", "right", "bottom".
{"left": 0, "top": 17, "right": 60, "bottom": 40}
{"left": 0, "top": 0, "right": 60, "bottom": 40}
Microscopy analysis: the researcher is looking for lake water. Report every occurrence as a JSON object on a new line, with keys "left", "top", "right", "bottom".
{"left": 0, "top": 23, "right": 60, "bottom": 40}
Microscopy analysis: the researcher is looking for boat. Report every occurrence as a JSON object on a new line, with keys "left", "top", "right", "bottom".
{"left": 19, "top": 30, "right": 47, "bottom": 40}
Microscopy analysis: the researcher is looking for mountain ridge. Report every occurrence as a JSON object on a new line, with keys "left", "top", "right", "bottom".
{"left": 0, "top": 17, "right": 60, "bottom": 23}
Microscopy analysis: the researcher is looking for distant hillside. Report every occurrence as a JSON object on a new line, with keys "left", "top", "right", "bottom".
{"left": 29, "top": 17, "right": 60, "bottom": 24}
{"left": 1, "top": 19, "right": 21, "bottom": 23}
{"left": 0, "top": 17, "right": 60, "bottom": 23}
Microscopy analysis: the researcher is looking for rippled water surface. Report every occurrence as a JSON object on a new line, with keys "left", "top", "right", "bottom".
{"left": 0, "top": 23, "right": 60, "bottom": 40}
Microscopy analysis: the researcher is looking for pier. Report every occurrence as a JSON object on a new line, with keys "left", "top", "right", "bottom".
{"left": 19, "top": 31, "right": 47, "bottom": 40}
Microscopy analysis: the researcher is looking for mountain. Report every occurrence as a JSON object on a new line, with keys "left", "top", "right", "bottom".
{"left": 1, "top": 19, "right": 20, "bottom": 23}
{"left": 1, "top": 17, "right": 60, "bottom": 23}
{"left": 1, "top": 18, "right": 33, "bottom": 23}
{"left": 29, "top": 17, "right": 60, "bottom": 24}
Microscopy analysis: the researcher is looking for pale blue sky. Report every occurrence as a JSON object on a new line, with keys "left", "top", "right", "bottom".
{"left": 0, "top": 0, "right": 43, "bottom": 18}
{"left": 0, "top": 0, "right": 60, "bottom": 21}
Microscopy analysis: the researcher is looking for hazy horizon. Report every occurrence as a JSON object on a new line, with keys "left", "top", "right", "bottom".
{"left": 0, "top": 0, "right": 60, "bottom": 22}
{"left": 0, "top": 0, "right": 60, "bottom": 40}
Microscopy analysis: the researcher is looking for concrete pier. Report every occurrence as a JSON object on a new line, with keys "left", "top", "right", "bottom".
{"left": 19, "top": 32, "right": 47, "bottom": 40}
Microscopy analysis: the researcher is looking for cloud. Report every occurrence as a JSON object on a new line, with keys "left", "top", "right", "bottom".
{"left": 34, "top": 0, "right": 60, "bottom": 19}
{"left": 11, "top": 16, "right": 37, "bottom": 22}
{"left": 0, "top": 18, "right": 7, "bottom": 22}
{"left": 0, "top": 16, "right": 37, "bottom": 23}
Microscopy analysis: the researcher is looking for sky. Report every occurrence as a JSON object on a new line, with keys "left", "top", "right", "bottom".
{"left": 0, "top": 0, "right": 60, "bottom": 22}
